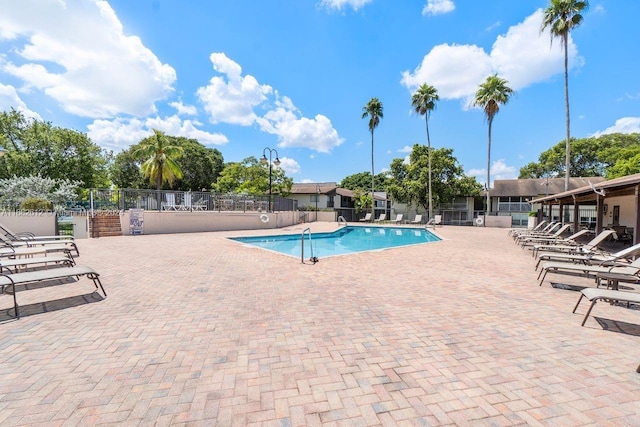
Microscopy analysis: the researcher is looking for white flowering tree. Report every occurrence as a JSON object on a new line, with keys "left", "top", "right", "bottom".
{"left": 0, "top": 175, "right": 80, "bottom": 210}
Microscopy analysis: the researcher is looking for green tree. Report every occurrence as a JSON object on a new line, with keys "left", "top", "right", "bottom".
{"left": 411, "top": 83, "right": 439, "bottom": 221}
{"left": 339, "top": 172, "right": 387, "bottom": 191}
{"left": 361, "top": 97, "right": 383, "bottom": 220}
{"left": 213, "top": 157, "right": 292, "bottom": 195}
{"left": 171, "top": 138, "right": 223, "bottom": 191}
{"left": 519, "top": 133, "right": 640, "bottom": 179}
{"left": 133, "top": 129, "right": 184, "bottom": 190}
{"left": 111, "top": 137, "right": 224, "bottom": 191}
{"left": 0, "top": 109, "right": 110, "bottom": 188}
{"left": 110, "top": 148, "right": 146, "bottom": 189}
{"left": 386, "top": 144, "right": 482, "bottom": 211}
{"left": 473, "top": 74, "right": 514, "bottom": 213}
{"left": 541, "top": 0, "right": 589, "bottom": 191}
{"left": 351, "top": 188, "right": 373, "bottom": 216}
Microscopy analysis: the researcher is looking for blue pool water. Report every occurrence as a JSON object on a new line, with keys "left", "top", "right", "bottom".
{"left": 230, "top": 226, "right": 441, "bottom": 258}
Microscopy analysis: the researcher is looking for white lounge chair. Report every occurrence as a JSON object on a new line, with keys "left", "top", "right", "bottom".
{"left": 426, "top": 215, "right": 442, "bottom": 228}
{"left": 390, "top": 214, "right": 403, "bottom": 224}
{"left": 359, "top": 213, "right": 372, "bottom": 222}
{"left": 374, "top": 214, "right": 386, "bottom": 223}
{"left": 410, "top": 214, "right": 423, "bottom": 224}
{"left": 162, "top": 193, "right": 178, "bottom": 210}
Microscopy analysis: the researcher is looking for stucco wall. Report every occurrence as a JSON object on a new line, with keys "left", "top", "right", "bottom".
{"left": 120, "top": 210, "right": 298, "bottom": 235}
{"left": 603, "top": 196, "right": 635, "bottom": 228}
{"left": 0, "top": 213, "right": 57, "bottom": 236}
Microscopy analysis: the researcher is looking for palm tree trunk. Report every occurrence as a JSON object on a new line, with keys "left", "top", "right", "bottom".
{"left": 486, "top": 118, "right": 492, "bottom": 219}
{"left": 425, "top": 116, "right": 433, "bottom": 221}
{"left": 563, "top": 33, "right": 571, "bottom": 192}
{"left": 371, "top": 130, "right": 375, "bottom": 222}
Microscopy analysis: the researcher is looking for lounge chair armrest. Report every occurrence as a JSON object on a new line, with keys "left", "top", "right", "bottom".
{"left": 16, "top": 232, "right": 36, "bottom": 240}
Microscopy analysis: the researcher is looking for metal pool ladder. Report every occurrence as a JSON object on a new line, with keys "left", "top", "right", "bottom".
{"left": 337, "top": 216, "right": 347, "bottom": 227}
{"left": 301, "top": 227, "right": 317, "bottom": 263}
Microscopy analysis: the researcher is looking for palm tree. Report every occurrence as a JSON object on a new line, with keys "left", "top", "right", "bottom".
{"left": 473, "top": 74, "right": 514, "bottom": 217}
{"left": 541, "top": 0, "right": 589, "bottom": 191}
{"left": 361, "top": 97, "right": 383, "bottom": 221}
{"left": 411, "top": 83, "right": 439, "bottom": 222}
{"left": 134, "top": 129, "right": 184, "bottom": 190}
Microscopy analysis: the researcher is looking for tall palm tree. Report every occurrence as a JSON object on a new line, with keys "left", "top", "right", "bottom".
{"left": 473, "top": 74, "right": 514, "bottom": 217}
{"left": 361, "top": 97, "right": 383, "bottom": 221}
{"left": 541, "top": 0, "right": 589, "bottom": 191}
{"left": 411, "top": 83, "right": 439, "bottom": 222}
{"left": 134, "top": 129, "right": 184, "bottom": 190}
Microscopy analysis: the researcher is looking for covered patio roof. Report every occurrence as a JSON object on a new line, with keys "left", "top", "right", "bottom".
{"left": 529, "top": 173, "right": 640, "bottom": 245}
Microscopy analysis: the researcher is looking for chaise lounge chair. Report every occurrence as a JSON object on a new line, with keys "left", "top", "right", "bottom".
{"left": 390, "top": 214, "right": 403, "bottom": 224}
{"left": 523, "top": 228, "right": 591, "bottom": 253}
{"left": 537, "top": 257, "right": 640, "bottom": 286}
{"left": 0, "top": 264, "right": 106, "bottom": 319}
{"left": 359, "top": 213, "right": 372, "bottom": 222}
{"left": 516, "top": 224, "right": 571, "bottom": 246}
{"left": 573, "top": 287, "right": 640, "bottom": 326}
{"left": 512, "top": 222, "right": 559, "bottom": 241}
{"left": 0, "top": 234, "right": 79, "bottom": 257}
{"left": 535, "top": 241, "right": 640, "bottom": 271}
{"left": 410, "top": 214, "right": 423, "bottom": 224}
{"left": 0, "top": 223, "right": 74, "bottom": 242}
{"left": 508, "top": 220, "right": 548, "bottom": 237}
{"left": 425, "top": 215, "right": 442, "bottom": 228}
{"left": 532, "top": 229, "right": 616, "bottom": 259}
{"left": 374, "top": 214, "right": 386, "bottom": 223}
{"left": 0, "top": 253, "right": 75, "bottom": 273}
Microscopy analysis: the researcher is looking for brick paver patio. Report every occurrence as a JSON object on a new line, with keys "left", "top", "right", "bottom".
{"left": 1, "top": 224, "right": 639, "bottom": 426}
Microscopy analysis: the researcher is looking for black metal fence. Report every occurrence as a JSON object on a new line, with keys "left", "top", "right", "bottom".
{"left": 86, "top": 189, "right": 297, "bottom": 213}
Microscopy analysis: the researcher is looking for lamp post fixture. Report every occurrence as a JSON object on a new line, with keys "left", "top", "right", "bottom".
{"left": 260, "top": 147, "right": 280, "bottom": 212}
{"left": 315, "top": 183, "right": 320, "bottom": 222}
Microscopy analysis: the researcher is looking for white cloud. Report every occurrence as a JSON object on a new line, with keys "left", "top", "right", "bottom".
{"left": 398, "top": 145, "right": 413, "bottom": 153}
{"left": 486, "top": 21, "right": 501, "bottom": 32}
{"left": 256, "top": 107, "right": 344, "bottom": 153}
{"left": 300, "top": 179, "right": 314, "bottom": 184}
{"left": 277, "top": 157, "right": 301, "bottom": 175}
{"left": 87, "top": 118, "right": 150, "bottom": 151}
{"left": 401, "top": 9, "right": 578, "bottom": 105}
{"left": 0, "top": 0, "right": 176, "bottom": 118}
{"left": 87, "top": 115, "right": 228, "bottom": 151}
{"left": 591, "top": 117, "right": 640, "bottom": 137}
{"left": 169, "top": 101, "right": 197, "bottom": 116}
{"left": 0, "top": 83, "right": 41, "bottom": 120}
{"left": 196, "top": 53, "right": 272, "bottom": 126}
{"left": 422, "top": 0, "right": 455, "bottom": 16}
{"left": 318, "top": 0, "right": 372, "bottom": 11}
{"left": 468, "top": 159, "right": 517, "bottom": 187}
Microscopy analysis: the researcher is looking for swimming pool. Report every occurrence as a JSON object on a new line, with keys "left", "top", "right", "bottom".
{"left": 230, "top": 225, "right": 441, "bottom": 258}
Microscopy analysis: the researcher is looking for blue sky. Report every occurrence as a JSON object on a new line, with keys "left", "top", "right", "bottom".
{"left": 0, "top": 0, "right": 638, "bottom": 187}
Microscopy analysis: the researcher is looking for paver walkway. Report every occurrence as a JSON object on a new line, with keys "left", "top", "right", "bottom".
{"left": 1, "top": 224, "right": 639, "bottom": 426}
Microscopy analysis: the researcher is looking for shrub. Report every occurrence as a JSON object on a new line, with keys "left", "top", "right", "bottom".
{"left": 20, "top": 197, "right": 53, "bottom": 211}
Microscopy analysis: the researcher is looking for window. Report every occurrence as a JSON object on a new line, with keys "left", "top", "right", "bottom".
{"left": 310, "top": 194, "right": 319, "bottom": 203}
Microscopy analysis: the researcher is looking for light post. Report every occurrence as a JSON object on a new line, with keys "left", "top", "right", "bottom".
{"left": 315, "top": 183, "right": 320, "bottom": 222}
{"left": 260, "top": 147, "right": 280, "bottom": 212}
